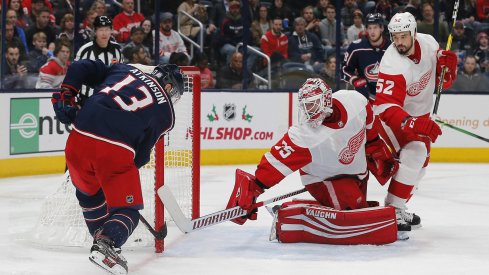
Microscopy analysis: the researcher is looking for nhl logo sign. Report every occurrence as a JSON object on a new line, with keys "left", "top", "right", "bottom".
{"left": 126, "top": 195, "right": 134, "bottom": 204}
{"left": 223, "top": 104, "right": 236, "bottom": 121}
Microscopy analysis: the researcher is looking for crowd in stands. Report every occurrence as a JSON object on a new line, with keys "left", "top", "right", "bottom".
{"left": 1, "top": 0, "right": 489, "bottom": 91}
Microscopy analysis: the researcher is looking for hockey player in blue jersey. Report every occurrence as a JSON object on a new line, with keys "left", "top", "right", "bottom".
{"left": 342, "top": 13, "right": 390, "bottom": 101}
{"left": 51, "top": 59, "right": 184, "bottom": 274}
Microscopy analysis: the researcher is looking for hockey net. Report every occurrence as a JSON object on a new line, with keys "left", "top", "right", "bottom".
{"left": 31, "top": 67, "right": 201, "bottom": 253}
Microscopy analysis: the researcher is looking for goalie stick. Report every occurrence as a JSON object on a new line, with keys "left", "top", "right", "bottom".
{"left": 158, "top": 184, "right": 307, "bottom": 233}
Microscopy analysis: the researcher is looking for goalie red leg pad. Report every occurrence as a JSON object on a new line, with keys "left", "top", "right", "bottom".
{"left": 305, "top": 177, "right": 369, "bottom": 210}
{"left": 275, "top": 202, "right": 397, "bottom": 245}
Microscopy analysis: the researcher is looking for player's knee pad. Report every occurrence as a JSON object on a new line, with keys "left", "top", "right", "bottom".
{"left": 305, "top": 177, "right": 368, "bottom": 210}
{"left": 76, "top": 188, "right": 109, "bottom": 236}
{"left": 102, "top": 208, "right": 140, "bottom": 248}
{"left": 272, "top": 201, "right": 397, "bottom": 245}
{"left": 396, "top": 141, "right": 427, "bottom": 184}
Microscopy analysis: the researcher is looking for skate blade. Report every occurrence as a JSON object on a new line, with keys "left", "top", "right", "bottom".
{"left": 410, "top": 223, "right": 422, "bottom": 230}
{"left": 397, "top": 231, "right": 410, "bottom": 241}
{"left": 89, "top": 251, "right": 127, "bottom": 275}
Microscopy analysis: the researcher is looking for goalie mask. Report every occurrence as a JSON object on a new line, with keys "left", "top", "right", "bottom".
{"left": 298, "top": 78, "right": 333, "bottom": 128}
{"left": 150, "top": 64, "right": 184, "bottom": 104}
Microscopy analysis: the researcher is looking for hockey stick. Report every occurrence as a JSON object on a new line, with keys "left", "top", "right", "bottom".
{"left": 435, "top": 119, "right": 489, "bottom": 143}
{"left": 433, "top": 0, "right": 460, "bottom": 115}
{"left": 158, "top": 185, "right": 307, "bottom": 233}
{"left": 63, "top": 171, "right": 167, "bottom": 240}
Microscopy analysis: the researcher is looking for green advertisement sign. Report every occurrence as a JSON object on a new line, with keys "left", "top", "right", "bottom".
{"left": 9, "top": 97, "right": 70, "bottom": 155}
{"left": 10, "top": 98, "right": 39, "bottom": 154}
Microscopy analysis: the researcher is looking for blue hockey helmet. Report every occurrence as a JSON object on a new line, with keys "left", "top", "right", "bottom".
{"left": 366, "top": 13, "right": 384, "bottom": 27}
{"left": 150, "top": 64, "right": 184, "bottom": 104}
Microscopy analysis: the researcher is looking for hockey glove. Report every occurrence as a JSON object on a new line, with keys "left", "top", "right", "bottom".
{"left": 226, "top": 169, "right": 266, "bottom": 225}
{"left": 365, "top": 137, "right": 399, "bottom": 185}
{"left": 51, "top": 86, "right": 79, "bottom": 124}
{"left": 437, "top": 49, "right": 457, "bottom": 80}
{"left": 402, "top": 116, "right": 442, "bottom": 143}
{"left": 351, "top": 76, "right": 370, "bottom": 99}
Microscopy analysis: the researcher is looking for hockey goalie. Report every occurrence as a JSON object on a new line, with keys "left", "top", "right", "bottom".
{"left": 226, "top": 78, "right": 403, "bottom": 245}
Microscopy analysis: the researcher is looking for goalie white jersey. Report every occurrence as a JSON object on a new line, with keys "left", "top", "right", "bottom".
{"left": 255, "top": 90, "right": 375, "bottom": 188}
{"left": 374, "top": 33, "right": 440, "bottom": 117}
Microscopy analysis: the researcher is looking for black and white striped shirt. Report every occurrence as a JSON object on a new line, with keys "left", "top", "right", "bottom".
{"left": 75, "top": 40, "right": 123, "bottom": 97}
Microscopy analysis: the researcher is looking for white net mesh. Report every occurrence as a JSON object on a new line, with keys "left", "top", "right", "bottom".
{"left": 31, "top": 69, "right": 198, "bottom": 249}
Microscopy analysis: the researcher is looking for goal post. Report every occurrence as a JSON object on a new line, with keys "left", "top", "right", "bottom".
{"left": 32, "top": 66, "right": 201, "bottom": 253}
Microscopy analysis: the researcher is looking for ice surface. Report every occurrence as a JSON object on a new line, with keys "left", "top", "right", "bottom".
{"left": 1, "top": 163, "right": 488, "bottom": 275}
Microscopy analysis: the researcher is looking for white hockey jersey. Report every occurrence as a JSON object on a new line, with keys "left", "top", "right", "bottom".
{"left": 374, "top": 33, "right": 440, "bottom": 117}
{"left": 255, "top": 90, "right": 376, "bottom": 188}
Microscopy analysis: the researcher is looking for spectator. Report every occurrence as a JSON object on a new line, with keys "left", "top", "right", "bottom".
{"left": 4, "top": 21, "right": 28, "bottom": 60}
{"left": 216, "top": 52, "right": 255, "bottom": 89}
{"left": 313, "top": 0, "right": 331, "bottom": 21}
{"left": 123, "top": 44, "right": 150, "bottom": 65}
{"left": 78, "top": 9, "right": 98, "bottom": 45}
{"left": 3, "top": 44, "right": 28, "bottom": 89}
{"left": 404, "top": 0, "right": 422, "bottom": 20}
{"left": 123, "top": 26, "right": 152, "bottom": 65}
{"left": 57, "top": 13, "right": 75, "bottom": 44}
{"left": 303, "top": 5, "right": 321, "bottom": 40}
{"left": 269, "top": 0, "right": 294, "bottom": 24}
{"left": 289, "top": 17, "right": 324, "bottom": 71}
{"left": 474, "top": 31, "right": 489, "bottom": 71}
{"left": 251, "top": 4, "right": 271, "bottom": 46}
{"left": 8, "top": 0, "right": 32, "bottom": 28}
{"left": 451, "top": 21, "right": 475, "bottom": 55}
{"left": 90, "top": 0, "right": 107, "bottom": 17}
{"left": 6, "top": 9, "right": 30, "bottom": 53}
{"left": 319, "top": 5, "right": 347, "bottom": 55}
{"left": 26, "top": 32, "right": 50, "bottom": 73}
{"left": 177, "top": 0, "right": 208, "bottom": 42}
{"left": 23, "top": 0, "right": 53, "bottom": 22}
{"left": 219, "top": 1, "right": 244, "bottom": 63}
{"left": 374, "top": 0, "right": 393, "bottom": 21}
{"left": 449, "top": 55, "right": 489, "bottom": 91}
{"left": 191, "top": 52, "right": 214, "bottom": 89}
{"left": 416, "top": 2, "right": 449, "bottom": 44}
{"left": 341, "top": 0, "right": 359, "bottom": 28}
{"left": 36, "top": 41, "right": 71, "bottom": 89}
{"left": 169, "top": 52, "right": 190, "bottom": 66}
{"left": 261, "top": 17, "right": 288, "bottom": 59}
{"left": 347, "top": 9, "right": 365, "bottom": 43}
{"left": 476, "top": 0, "right": 489, "bottom": 22}
{"left": 112, "top": 0, "right": 145, "bottom": 43}
{"left": 25, "top": 7, "right": 56, "bottom": 51}
{"left": 154, "top": 12, "right": 188, "bottom": 64}
{"left": 53, "top": 0, "right": 75, "bottom": 25}
{"left": 207, "top": 0, "right": 228, "bottom": 33}
{"left": 319, "top": 55, "right": 345, "bottom": 89}
{"left": 140, "top": 18, "right": 154, "bottom": 58}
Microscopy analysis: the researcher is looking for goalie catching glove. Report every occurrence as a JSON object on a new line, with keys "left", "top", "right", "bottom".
{"left": 365, "top": 137, "right": 399, "bottom": 185}
{"left": 52, "top": 85, "right": 79, "bottom": 124}
{"left": 226, "top": 169, "right": 268, "bottom": 225}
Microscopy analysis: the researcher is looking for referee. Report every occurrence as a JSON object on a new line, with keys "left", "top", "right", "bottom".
{"left": 75, "top": 15, "right": 123, "bottom": 102}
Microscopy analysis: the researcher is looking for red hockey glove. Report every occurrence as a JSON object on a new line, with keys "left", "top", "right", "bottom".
{"left": 365, "top": 137, "right": 399, "bottom": 185}
{"left": 437, "top": 49, "right": 457, "bottom": 80}
{"left": 402, "top": 116, "right": 442, "bottom": 143}
{"left": 226, "top": 169, "right": 266, "bottom": 225}
{"left": 51, "top": 85, "right": 79, "bottom": 124}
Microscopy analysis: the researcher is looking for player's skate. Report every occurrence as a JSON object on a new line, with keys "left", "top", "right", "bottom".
{"left": 89, "top": 233, "right": 128, "bottom": 275}
{"left": 398, "top": 209, "right": 421, "bottom": 229}
{"left": 395, "top": 209, "right": 411, "bottom": 240}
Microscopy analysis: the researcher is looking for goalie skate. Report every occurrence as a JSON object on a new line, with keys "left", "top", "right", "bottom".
{"left": 398, "top": 209, "right": 421, "bottom": 229}
{"left": 89, "top": 234, "right": 128, "bottom": 275}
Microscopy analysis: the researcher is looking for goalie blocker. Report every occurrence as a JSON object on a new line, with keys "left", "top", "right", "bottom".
{"left": 271, "top": 200, "right": 398, "bottom": 245}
